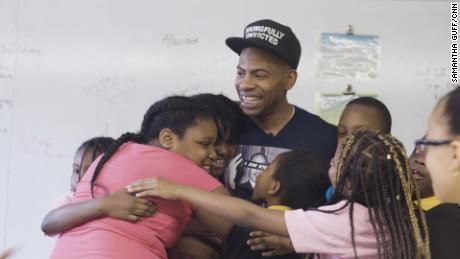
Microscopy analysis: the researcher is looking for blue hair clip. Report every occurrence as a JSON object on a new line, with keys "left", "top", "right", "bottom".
{"left": 325, "top": 186, "right": 335, "bottom": 202}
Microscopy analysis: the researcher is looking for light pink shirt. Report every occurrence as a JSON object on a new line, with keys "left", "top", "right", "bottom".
{"left": 285, "top": 200, "right": 378, "bottom": 259}
{"left": 50, "top": 143, "right": 222, "bottom": 259}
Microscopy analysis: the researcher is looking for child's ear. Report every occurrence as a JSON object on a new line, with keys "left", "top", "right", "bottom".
{"left": 344, "top": 180, "right": 353, "bottom": 197}
{"left": 158, "top": 128, "right": 176, "bottom": 149}
{"left": 268, "top": 180, "right": 281, "bottom": 195}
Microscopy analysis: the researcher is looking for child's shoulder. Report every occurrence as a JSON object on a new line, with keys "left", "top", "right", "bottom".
{"left": 316, "top": 200, "right": 368, "bottom": 215}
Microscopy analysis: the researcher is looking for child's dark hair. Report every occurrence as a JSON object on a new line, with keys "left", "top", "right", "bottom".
{"left": 442, "top": 86, "right": 460, "bottom": 135}
{"left": 191, "top": 93, "right": 244, "bottom": 145}
{"left": 90, "top": 96, "right": 215, "bottom": 195}
{"left": 347, "top": 97, "right": 392, "bottom": 133}
{"left": 326, "top": 130, "right": 429, "bottom": 259}
{"left": 272, "top": 149, "right": 329, "bottom": 210}
{"left": 76, "top": 137, "right": 115, "bottom": 174}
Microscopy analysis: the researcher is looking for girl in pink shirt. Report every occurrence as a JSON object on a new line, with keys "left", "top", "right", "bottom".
{"left": 49, "top": 96, "right": 226, "bottom": 259}
{"left": 128, "top": 130, "right": 430, "bottom": 259}
{"left": 44, "top": 137, "right": 116, "bottom": 214}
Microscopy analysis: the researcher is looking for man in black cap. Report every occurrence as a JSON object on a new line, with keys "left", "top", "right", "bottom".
{"left": 224, "top": 19, "right": 337, "bottom": 201}
{"left": 220, "top": 19, "right": 337, "bottom": 257}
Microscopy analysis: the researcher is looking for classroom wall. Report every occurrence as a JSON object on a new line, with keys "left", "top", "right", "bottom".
{"left": 0, "top": 0, "right": 453, "bottom": 258}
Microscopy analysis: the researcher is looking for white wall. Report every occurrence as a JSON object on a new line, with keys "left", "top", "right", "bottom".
{"left": 0, "top": 0, "right": 453, "bottom": 258}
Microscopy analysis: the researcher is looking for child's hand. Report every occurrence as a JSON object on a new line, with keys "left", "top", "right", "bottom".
{"left": 100, "top": 188, "right": 156, "bottom": 222}
{"left": 127, "top": 177, "right": 180, "bottom": 200}
{"left": 247, "top": 231, "right": 294, "bottom": 256}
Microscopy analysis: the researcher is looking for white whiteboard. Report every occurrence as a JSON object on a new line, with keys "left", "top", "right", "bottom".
{"left": 0, "top": 0, "right": 453, "bottom": 258}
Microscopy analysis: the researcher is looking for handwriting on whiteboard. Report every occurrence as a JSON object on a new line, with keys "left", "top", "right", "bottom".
{"left": 414, "top": 66, "right": 451, "bottom": 99}
{"left": 161, "top": 34, "right": 199, "bottom": 47}
{"left": 0, "top": 99, "right": 13, "bottom": 109}
{"left": 0, "top": 99, "right": 13, "bottom": 135}
{"left": 0, "top": 43, "right": 42, "bottom": 56}
{"left": 16, "top": 133, "right": 71, "bottom": 159}
{"left": 0, "top": 43, "right": 14, "bottom": 80}
{"left": 84, "top": 75, "right": 137, "bottom": 104}
{"left": 0, "top": 44, "right": 14, "bottom": 55}
{"left": 0, "top": 65, "right": 13, "bottom": 80}
{"left": 18, "top": 45, "right": 42, "bottom": 56}
{"left": 0, "top": 43, "right": 42, "bottom": 80}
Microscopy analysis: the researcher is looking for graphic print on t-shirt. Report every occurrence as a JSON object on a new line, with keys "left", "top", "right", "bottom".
{"left": 225, "top": 144, "right": 289, "bottom": 201}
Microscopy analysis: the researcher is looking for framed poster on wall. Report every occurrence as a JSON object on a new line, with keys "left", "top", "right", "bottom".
{"left": 315, "top": 33, "right": 380, "bottom": 81}
{"left": 314, "top": 91, "right": 379, "bottom": 125}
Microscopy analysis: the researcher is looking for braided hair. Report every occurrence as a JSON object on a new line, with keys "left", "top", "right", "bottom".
{"left": 323, "top": 130, "right": 429, "bottom": 259}
{"left": 191, "top": 93, "right": 244, "bottom": 145}
{"left": 72, "top": 137, "right": 115, "bottom": 191}
{"left": 90, "top": 96, "right": 215, "bottom": 196}
{"left": 74, "top": 137, "right": 115, "bottom": 175}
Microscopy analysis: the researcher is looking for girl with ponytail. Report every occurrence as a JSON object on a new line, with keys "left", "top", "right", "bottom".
{"left": 50, "top": 96, "right": 227, "bottom": 259}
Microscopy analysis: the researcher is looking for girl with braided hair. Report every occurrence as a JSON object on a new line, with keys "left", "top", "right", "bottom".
{"left": 71, "top": 137, "right": 116, "bottom": 192}
{"left": 42, "top": 94, "right": 243, "bottom": 240}
{"left": 127, "top": 130, "right": 430, "bottom": 259}
{"left": 168, "top": 93, "right": 245, "bottom": 259}
{"left": 50, "top": 96, "right": 226, "bottom": 259}
{"left": 41, "top": 136, "right": 146, "bottom": 237}
{"left": 323, "top": 130, "right": 429, "bottom": 258}
{"left": 191, "top": 93, "right": 244, "bottom": 179}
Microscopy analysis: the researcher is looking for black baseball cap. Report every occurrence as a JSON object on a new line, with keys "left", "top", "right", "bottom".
{"left": 226, "top": 19, "right": 301, "bottom": 69}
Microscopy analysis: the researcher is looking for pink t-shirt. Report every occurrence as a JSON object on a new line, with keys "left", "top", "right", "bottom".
{"left": 45, "top": 191, "right": 74, "bottom": 238}
{"left": 50, "top": 143, "right": 222, "bottom": 259}
{"left": 285, "top": 200, "right": 378, "bottom": 259}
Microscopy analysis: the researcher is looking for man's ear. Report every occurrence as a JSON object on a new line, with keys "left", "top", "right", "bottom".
{"left": 285, "top": 69, "right": 297, "bottom": 91}
{"left": 268, "top": 180, "right": 281, "bottom": 195}
{"left": 158, "top": 128, "right": 176, "bottom": 149}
